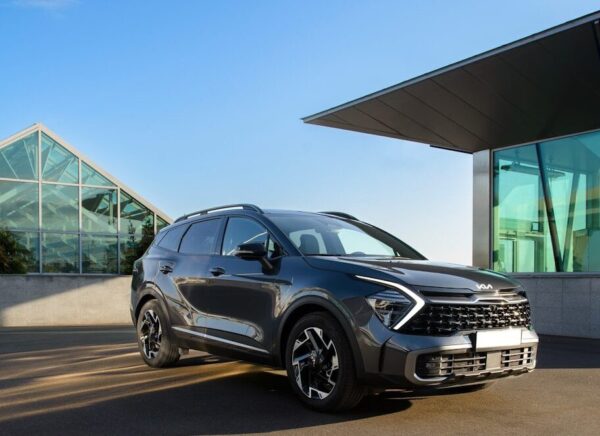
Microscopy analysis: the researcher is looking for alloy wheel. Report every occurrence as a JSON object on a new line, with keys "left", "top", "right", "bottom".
{"left": 139, "top": 309, "right": 162, "bottom": 359}
{"left": 291, "top": 327, "right": 339, "bottom": 400}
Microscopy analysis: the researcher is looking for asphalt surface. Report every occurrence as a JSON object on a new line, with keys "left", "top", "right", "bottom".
{"left": 0, "top": 328, "right": 599, "bottom": 435}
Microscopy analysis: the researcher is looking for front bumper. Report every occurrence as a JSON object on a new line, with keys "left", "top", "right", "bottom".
{"left": 375, "top": 327, "right": 538, "bottom": 388}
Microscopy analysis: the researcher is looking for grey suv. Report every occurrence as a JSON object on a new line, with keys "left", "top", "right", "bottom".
{"left": 131, "top": 204, "right": 538, "bottom": 411}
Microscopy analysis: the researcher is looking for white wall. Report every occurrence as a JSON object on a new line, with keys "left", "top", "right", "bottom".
{"left": 0, "top": 275, "right": 132, "bottom": 327}
{"left": 515, "top": 275, "right": 600, "bottom": 339}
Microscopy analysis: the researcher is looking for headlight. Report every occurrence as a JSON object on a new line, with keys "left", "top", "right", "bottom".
{"left": 356, "top": 275, "right": 425, "bottom": 330}
{"left": 366, "top": 290, "right": 413, "bottom": 328}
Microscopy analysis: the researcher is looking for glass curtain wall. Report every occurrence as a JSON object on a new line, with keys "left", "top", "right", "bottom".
{"left": 493, "top": 130, "right": 600, "bottom": 272}
{"left": 0, "top": 129, "right": 169, "bottom": 274}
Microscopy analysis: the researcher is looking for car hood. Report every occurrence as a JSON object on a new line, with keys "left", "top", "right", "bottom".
{"left": 304, "top": 256, "right": 519, "bottom": 292}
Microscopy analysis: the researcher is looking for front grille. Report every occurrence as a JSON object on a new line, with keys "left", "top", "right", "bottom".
{"left": 502, "top": 347, "right": 535, "bottom": 368}
{"left": 401, "top": 302, "right": 531, "bottom": 335}
{"left": 416, "top": 351, "right": 487, "bottom": 377}
{"left": 416, "top": 346, "right": 534, "bottom": 378}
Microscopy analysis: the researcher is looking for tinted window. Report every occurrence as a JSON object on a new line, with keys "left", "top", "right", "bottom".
{"left": 222, "top": 217, "right": 268, "bottom": 256}
{"left": 157, "top": 224, "right": 188, "bottom": 251}
{"left": 179, "top": 219, "right": 221, "bottom": 255}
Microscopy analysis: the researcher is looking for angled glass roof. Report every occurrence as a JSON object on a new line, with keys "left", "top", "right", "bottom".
{"left": 0, "top": 123, "right": 171, "bottom": 275}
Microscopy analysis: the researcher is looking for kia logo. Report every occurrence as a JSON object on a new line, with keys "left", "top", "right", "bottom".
{"left": 476, "top": 283, "right": 493, "bottom": 290}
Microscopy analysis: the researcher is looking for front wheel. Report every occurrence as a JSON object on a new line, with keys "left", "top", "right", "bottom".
{"left": 136, "top": 299, "right": 180, "bottom": 368}
{"left": 285, "top": 312, "right": 365, "bottom": 412}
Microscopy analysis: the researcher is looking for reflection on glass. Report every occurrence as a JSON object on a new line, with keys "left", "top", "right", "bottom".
{"left": 82, "top": 234, "right": 117, "bottom": 273}
{"left": 81, "top": 162, "right": 114, "bottom": 187}
{"left": 42, "top": 184, "right": 79, "bottom": 231}
{"left": 42, "top": 233, "right": 79, "bottom": 273}
{"left": 0, "top": 230, "right": 39, "bottom": 273}
{"left": 156, "top": 216, "right": 169, "bottom": 231}
{"left": 0, "top": 181, "right": 39, "bottom": 229}
{"left": 82, "top": 187, "right": 117, "bottom": 233}
{"left": 41, "top": 133, "right": 79, "bottom": 183}
{"left": 493, "top": 130, "right": 600, "bottom": 272}
{"left": 120, "top": 230, "right": 153, "bottom": 274}
{"left": 120, "top": 191, "right": 153, "bottom": 235}
{"left": 0, "top": 132, "right": 38, "bottom": 180}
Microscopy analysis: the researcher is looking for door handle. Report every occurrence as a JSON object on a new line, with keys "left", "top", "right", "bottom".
{"left": 210, "top": 267, "right": 226, "bottom": 277}
{"left": 159, "top": 263, "right": 174, "bottom": 274}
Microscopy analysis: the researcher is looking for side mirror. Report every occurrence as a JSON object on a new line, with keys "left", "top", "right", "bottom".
{"left": 234, "top": 242, "right": 266, "bottom": 260}
{"left": 234, "top": 242, "right": 273, "bottom": 271}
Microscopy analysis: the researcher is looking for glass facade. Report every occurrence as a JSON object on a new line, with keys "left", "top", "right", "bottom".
{"left": 493, "top": 130, "right": 600, "bottom": 273}
{"left": 0, "top": 127, "right": 170, "bottom": 274}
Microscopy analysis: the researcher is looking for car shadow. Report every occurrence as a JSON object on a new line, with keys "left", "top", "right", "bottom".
{"left": 535, "top": 335, "right": 600, "bottom": 369}
{"left": 0, "top": 341, "right": 412, "bottom": 435}
{"left": 0, "top": 364, "right": 412, "bottom": 435}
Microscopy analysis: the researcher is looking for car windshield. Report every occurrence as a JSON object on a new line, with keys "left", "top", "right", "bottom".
{"left": 269, "top": 214, "right": 425, "bottom": 259}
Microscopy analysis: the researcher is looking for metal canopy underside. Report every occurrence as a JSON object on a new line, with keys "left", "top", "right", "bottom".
{"left": 303, "top": 12, "right": 600, "bottom": 153}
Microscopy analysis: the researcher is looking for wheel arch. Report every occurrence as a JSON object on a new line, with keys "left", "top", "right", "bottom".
{"left": 134, "top": 286, "right": 172, "bottom": 327}
{"left": 276, "top": 297, "right": 365, "bottom": 378}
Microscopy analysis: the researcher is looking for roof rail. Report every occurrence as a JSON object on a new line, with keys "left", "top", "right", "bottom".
{"left": 319, "top": 211, "right": 358, "bottom": 221}
{"left": 175, "top": 204, "right": 263, "bottom": 223}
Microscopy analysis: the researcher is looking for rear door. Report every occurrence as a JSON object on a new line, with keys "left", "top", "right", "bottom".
{"left": 170, "top": 218, "right": 224, "bottom": 331}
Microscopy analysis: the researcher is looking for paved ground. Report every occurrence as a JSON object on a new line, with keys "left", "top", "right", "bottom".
{"left": 0, "top": 328, "right": 599, "bottom": 435}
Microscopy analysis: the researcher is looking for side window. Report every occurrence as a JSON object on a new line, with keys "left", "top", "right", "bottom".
{"left": 157, "top": 224, "right": 188, "bottom": 251}
{"left": 222, "top": 217, "right": 268, "bottom": 256}
{"left": 179, "top": 219, "right": 221, "bottom": 255}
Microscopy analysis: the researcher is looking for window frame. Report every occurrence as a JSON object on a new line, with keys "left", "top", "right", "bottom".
{"left": 155, "top": 223, "right": 190, "bottom": 253}
{"left": 177, "top": 217, "right": 224, "bottom": 256}
{"left": 218, "top": 215, "right": 285, "bottom": 258}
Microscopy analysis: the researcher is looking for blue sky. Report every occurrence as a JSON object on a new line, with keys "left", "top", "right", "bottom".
{"left": 1, "top": 0, "right": 598, "bottom": 264}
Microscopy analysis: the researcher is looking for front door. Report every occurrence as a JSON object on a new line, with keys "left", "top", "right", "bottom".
{"left": 203, "top": 216, "right": 289, "bottom": 356}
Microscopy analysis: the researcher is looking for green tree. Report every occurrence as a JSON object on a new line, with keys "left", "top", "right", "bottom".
{"left": 0, "top": 229, "right": 31, "bottom": 274}
{"left": 121, "top": 219, "right": 155, "bottom": 274}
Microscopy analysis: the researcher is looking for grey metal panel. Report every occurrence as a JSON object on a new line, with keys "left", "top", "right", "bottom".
{"left": 333, "top": 107, "right": 399, "bottom": 136}
{"left": 463, "top": 56, "right": 555, "bottom": 141}
{"left": 473, "top": 150, "right": 491, "bottom": 268}
{"left": 309, "top": 118, "right": 412, "bottom": 142}
{"left": 304, "top": 13, "right": 600, "bottom": 153}
{"left": 378, "top": 90, "right": 482, "bottom": 152}
{"left": 403, "top": 79, "right": 501, "bottom": 147}
{"left": 432, "top": 67, "right": 531, "bottom": 144}
{"left": 357, "top": 98, "right": 455, "bottom": 148}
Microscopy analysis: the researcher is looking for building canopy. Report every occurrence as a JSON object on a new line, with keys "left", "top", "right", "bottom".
{"left": 303, "top": 11, "right": 600, "bottom": 153}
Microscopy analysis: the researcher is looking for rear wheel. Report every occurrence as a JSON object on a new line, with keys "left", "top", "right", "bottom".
{"left": 136, "top": 299, "right": 180, "bottom": 368}
{"left": 285, "top": 312, "right": 365, "bottom": 412}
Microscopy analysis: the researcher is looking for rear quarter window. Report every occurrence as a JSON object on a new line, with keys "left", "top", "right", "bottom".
{"left": 157, "top": 224, "right": 189, "bottom": 251}
{"left": 179, "top": 219, "right": 221, "bottom": 255}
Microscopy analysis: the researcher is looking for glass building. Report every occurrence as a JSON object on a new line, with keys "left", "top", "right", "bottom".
{"left": 0, "top": 124, "right": 170, "bottom": 275}
{"left": 303, "top": 11, "right": 600, "bottom": 338}
{"left": 493, "top": 130, "right": 600, "bottom": 273}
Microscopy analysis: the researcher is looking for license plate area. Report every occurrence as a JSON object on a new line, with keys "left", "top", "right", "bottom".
{"left": 475, "top": 328, "right": 522, "bottom": 352}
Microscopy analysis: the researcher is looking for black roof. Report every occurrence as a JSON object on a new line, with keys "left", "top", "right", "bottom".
{"left": 304, "top": 11, "right": 600, "bottom": 153}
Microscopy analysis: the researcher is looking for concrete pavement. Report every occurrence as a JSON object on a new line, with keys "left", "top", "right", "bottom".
{"left": 0, "top": 328, "right": 599, "bottom": 435}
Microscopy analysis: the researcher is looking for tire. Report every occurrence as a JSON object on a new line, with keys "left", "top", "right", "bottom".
{"left": 136, "top": 299, "right": 180, "bottom": 368}
{"left": 285, "top": 312, "right": 365, "bottom": 412}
